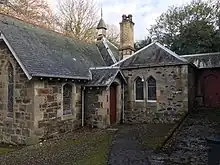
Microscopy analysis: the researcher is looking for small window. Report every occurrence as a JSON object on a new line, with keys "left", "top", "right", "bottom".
{"left": 135, "top": 77, "right": 144, "bottom": 101}
{"left": 147, "top": 76, "right": 156, "bottom": 101}
{"left": 7, "top": 63, "right": 14, "bottom": 118}
{"left": 63, "top": 84, "right": 72, "bottom": 115}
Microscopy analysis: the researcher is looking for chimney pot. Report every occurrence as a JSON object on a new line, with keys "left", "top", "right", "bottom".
{"left": 122, "top": 14, "right": 127, "bottom": 21}
{"left": 128, "top": 14, "right": 132, "bottom": 21}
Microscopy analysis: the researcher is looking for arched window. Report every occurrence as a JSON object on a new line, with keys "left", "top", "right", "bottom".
{"left": 7, "top": 63, "right": 14, "bottom": 118}
{"left": 135, "top": 77, "right": 144, "bottom": 101}
{"left": 63, "top": 84, "right": 72, "bottom": 115}
{"left": 147, "top": 76, "right": 156, "bottom": 101}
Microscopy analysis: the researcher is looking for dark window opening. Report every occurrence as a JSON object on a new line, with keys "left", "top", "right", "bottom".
{"left": 63, "top": 84, "right": 72, "bottom": 115}
{"left": 135, "top": 77, "right": 144, "bottom": 100}
{"left": 148, "top": 76, "right": 156, "bottom": 100}
{"left": 7, "top": 63, "right": 14, "bottom": 118}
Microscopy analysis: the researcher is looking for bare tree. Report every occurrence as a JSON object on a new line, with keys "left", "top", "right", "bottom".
{"left": 0, "top": 0, "right": 56, "bottom": 30}
{"left": 57, "top": 0, "right": 98, "bottom": 41}
{"left": 106, "top": 24, "right": 120, "bottom": 46}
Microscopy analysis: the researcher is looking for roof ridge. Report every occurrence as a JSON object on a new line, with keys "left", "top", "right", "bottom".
{"left": 181, "top": 52, "right": 220, "bottom": 57}
{"left": 103, "top": 38, "right": 117, "bottom": 63}
{"left": 106, "top": 39, "right": 118, "bottom": 50}
{"left": 90, "top": 66, "right": 120, "bottom": 70}
{"left": 155, "top": 42, "right": 188, "bottom": 63}
{"left": 112, "top": 41, "right": 156, "bottom": 66}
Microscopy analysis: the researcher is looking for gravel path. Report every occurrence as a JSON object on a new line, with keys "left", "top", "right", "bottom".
{"left": 149, "top": 109, "right": 220, "bottom": 165}
{"left": 108, "top": 125, "right": 150, "bottom": 165}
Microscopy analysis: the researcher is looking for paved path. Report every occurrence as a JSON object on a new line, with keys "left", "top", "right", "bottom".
{"left": 108, "top": 125, "right": 150, "bottom": 165}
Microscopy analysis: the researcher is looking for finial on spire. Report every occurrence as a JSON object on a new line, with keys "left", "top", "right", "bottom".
{"left": 101, "top": 5, "right": 103, "bottom": 18}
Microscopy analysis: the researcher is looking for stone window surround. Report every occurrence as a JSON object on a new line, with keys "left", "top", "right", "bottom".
{"left": 61, "top": 83, "right": 76, "bottom": 120}
{"left": 133, "top": 75, "right": 157, "bottom": 103}
{"left": 134, "top": 76, "right": 145, "bottom": 102}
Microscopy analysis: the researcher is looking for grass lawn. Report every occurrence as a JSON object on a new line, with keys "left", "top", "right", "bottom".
{"left": 74, "top": 132, "right": 113, "bottom": 165}
{"left": 140, "top": 124, "right": 176, "bottom": 150}
{"left": 0, "top": 129, "right": 114, "bottom": 165}
{"left": 0, "top": 146, "right": 17, "bottom": 155}
{"left": 45, "top": 129, "right": 114, "bottom": 165}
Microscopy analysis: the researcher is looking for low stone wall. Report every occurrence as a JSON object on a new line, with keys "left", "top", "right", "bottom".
{"left": 123, "top": 65, "right": 189, "bottom": 124}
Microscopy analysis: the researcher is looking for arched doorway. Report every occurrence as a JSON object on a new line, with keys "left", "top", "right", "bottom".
{"left": 110, "top": 83, "right": 118, "bottom": 124}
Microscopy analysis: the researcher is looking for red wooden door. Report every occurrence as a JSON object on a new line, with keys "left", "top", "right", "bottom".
{"left": 203, "top": 74, "right": 220, "bottom": 107}
{"left": 110, "top": 85, "right": 117, "bottom": 124}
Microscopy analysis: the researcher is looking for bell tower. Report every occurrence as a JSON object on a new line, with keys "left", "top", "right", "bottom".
{"left": 96, "top": 8, "right": 107, "bottom": 41}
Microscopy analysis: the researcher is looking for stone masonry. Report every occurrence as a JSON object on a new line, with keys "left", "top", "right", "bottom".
{"left": 119, "top": 14, "right": 135, "bottom": 59}
{"left": 0, "top": 45, "right": 34, "bottom": 144}
{"left": 123, "top": 65, "right": 191, "bottom": 124}
{"left": 0, "top": 44, "right": 83, "bottom": 144}
{"left": 33, "top": 80, "right": 82, "bottom": 140}
{"left": 85, "top": 79, "right": 122, "bottom": 128}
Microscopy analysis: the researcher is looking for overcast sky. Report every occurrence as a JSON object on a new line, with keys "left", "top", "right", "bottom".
{"left": 48, "top": 0, "right": 191, "bottom": 40}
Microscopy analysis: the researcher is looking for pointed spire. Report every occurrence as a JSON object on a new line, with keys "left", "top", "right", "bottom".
{"left": 97, "top": 7, "right": 107, "bottom": 30}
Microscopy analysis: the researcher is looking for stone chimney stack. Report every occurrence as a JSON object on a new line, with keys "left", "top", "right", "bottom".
{"left": 119, "top": 14, "right": 135, "bottom": 59}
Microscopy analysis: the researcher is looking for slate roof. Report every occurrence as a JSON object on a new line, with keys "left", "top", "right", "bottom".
{"left": 112, "top": 42, "right": 188, "bottom": 68}
{"left": 181, "top": 52, "right": 220, "bottom": 68}
{"left": 96, "top": 41, "right": 115, "bottom": 66}
{"left": 97, "top": 18, "right": 107, "bottom": 30}
{"left": 0, "top": 14, "right": 119, "bottom": 80}
{"left": 106, "top": 40, "right": 120, "bottom": 61}
{"left": 86, "top": 67, "right": 126, "bottom": 86}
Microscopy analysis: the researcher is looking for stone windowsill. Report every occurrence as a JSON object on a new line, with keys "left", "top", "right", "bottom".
{"left": 147, "top": 100, "right": 157, "bottom": 103}
{"left": 62, "top": 114, "right": 75, "bottom": 120}
{"left": 135, "top": 100, "right": 144, "bottom": 102}
{"left": 5, "top": 117, "right": 14, "bottom": 121}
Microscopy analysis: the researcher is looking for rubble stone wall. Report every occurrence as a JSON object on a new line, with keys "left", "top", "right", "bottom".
{"left": 123, "top": 65, "right": 191, "bottom": 124}
{"left": 33, "top": 81, "right": 82, "bottom": 140}
{"left": 0, "top": 44, "right": 83, "bottom": 144}
{"left": 84, "top": 79, "right": 122, "bottom": 128}
{"left": 0, "top": 45, "right": 34, "bottom": 144}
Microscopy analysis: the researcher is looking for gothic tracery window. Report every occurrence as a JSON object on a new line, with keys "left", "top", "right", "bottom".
{"left": 147, "top": 76, "right": 156, "bottom": 101}
{"left": 7, "top": 63, "right": 14, "bottom": 118}
{"left": 63, "top": 84, "right": 72, "bottom": 115}
{"left": 135, "top": 77, "right": 144, "bottom": 100}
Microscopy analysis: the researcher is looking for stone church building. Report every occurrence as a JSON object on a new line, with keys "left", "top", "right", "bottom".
{"left": 0, "top": 13, "right": 219, "bottom": 144}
